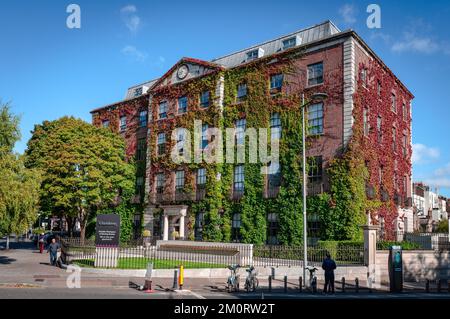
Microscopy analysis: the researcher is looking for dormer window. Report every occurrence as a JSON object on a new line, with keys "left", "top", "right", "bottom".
{"left": 246, "top": 48, "right": 264, "bottom": 62}
{"left": 134, "top": 87, "right": 143, "bottom": 97}
{"left": 282, "top": 37, "right": 297, "bottom": 50}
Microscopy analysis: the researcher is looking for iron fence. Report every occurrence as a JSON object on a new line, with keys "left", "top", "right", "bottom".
{"left": 253, "top": 245, "right": 364, "bottom": 267}
{"left": 61, "top": 239, "right": 365, "bottom": 270}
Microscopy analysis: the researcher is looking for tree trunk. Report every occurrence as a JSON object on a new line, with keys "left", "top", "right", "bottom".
{"left": 66, "top": 216, "right": 74, "bottom": 238}
{"left": 79, "top": 210, "right": 88, "bottom": 245}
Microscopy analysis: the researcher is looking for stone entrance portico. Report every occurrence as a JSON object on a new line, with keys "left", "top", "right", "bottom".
{"left": 161, "top": 205, "right": 188, "bottom": 240}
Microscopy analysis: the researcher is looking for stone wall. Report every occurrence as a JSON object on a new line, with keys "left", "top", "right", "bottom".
{"left": 376, "top": 250, "right": 450, "bottom": 283}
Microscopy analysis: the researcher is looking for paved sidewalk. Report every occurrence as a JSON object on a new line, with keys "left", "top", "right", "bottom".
{"left": 1, "top": 240, "right": 449, "bottom": 299}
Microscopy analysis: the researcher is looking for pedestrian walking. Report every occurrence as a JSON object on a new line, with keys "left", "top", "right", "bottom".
{"left": 322, "top": 252, "right": 337, "bottom": 294}
{"left": 38, "top": 233, "right": 45, "bottom": 254}
{"left": 47, "top": 238, "right": 60, "bottom": 266}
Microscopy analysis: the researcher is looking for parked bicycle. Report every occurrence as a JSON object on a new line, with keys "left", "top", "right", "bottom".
{"left": 244, "top": 265, "right": 259, "bottom": 292}
{"left": 307, "top": 266, "right": 318, "bottom": 293}
{"left": 226, "top": 264, "right": 240, "bottom": 293}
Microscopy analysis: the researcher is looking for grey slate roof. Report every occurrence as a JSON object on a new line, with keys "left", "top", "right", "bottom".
{"left": 123, "top": 21, "right": 340, "bottom": 100}
{"left": 211, "top": 20, "right": 340, "bottom": 68}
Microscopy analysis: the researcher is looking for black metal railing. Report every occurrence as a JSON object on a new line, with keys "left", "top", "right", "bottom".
{"left": 253, "top": 245, "right": 364, "bottom": 267}
{"left": 61, "top": 239, "right": 365, "bottom": 270}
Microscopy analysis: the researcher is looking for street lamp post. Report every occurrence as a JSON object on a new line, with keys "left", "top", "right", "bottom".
{"left": 300, "top": 92, "right": 328, "bottom": 288}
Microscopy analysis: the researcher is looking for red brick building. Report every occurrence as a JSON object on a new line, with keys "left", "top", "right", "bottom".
{"left": 91, "top": 21, "right": 413, "bottom": 243}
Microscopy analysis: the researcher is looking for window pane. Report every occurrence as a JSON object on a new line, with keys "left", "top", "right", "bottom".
{"left": 176, "top": 170, "right": 185, "bottom": 189}
{"left": 307, "top": 62, "right": 324, "bottom": 86}
{"left": 270, "top": 74, "right": 283, "bottom": 90}
{"left": 197, "top": 168, "right": 206, "bottom": 185}
{"left": 234, "top": 165, "right": 245, "bottom": 191}
{"left": 159, "top": 101, "right": 167, "bottom": 119}
{"left": 308, "top": 103, "right": 324, "bottom": 135}
{"left": 201, "top": 124, "right": 209, "bottom": 149}
{"left": 308, "top": 156, "right": 323, "bottom": 184}
{"left": 200, "top": 91, "right": 210, "bottom": 108}
{"left": 178, "top": 96, "right": 188, "bottom": 113}
{"left": 235, "top": 119, "right": 246, "bottom": 145}
{"left": 139, "top": 110, "right": 148, "bottom": 127}
{"left": 120, "top": 116, "right": 127, "bottom": 131}
{"left": 237, "top": 83, "right": 247, "bottom": 100}
{"left": 283, "top": 37, "right": 296, "bottom": 50}
{"left": 247, "top": 50, "right": 258, "bottom": 61}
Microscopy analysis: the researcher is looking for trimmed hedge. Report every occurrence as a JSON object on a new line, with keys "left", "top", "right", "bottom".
{"left": 377, "top": 241, "right": 421, "bottom": 250}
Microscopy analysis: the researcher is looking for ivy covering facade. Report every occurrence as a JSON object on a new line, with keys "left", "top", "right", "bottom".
{"left": 91, "top": 29, "right": 413, "bottom": 244}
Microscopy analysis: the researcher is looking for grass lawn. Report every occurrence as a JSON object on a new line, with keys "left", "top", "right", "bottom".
{"left": 73, "top": 257, "right": 226, "bottom": 269}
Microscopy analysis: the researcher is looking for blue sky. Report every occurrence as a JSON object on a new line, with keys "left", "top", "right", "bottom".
{"left": 1, "top": 0, "right": 450, "bottom": 196}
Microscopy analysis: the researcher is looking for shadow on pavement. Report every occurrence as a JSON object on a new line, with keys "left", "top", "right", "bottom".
{"left": 0, "top": 256, "right": 17, "bottom": 264}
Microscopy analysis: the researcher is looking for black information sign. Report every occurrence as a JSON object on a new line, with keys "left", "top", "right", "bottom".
{"left": 95, "top": 214, "right": 120, "bottom": 246}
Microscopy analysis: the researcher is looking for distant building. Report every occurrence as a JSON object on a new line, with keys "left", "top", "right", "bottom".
{"left": 413, "top": 182, "right": 448, "bottom": 232}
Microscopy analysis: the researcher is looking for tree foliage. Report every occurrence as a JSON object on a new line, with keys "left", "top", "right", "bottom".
{"left": 25, "top": 117, "right": 135, "bottom": 241}
{"left": 0, "top": 102, "right": 41, "bottom": 238}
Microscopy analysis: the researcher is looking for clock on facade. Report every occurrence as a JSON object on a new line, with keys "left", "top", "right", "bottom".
{"left": 177, "top": 65, "right": 189, "bottom": 79}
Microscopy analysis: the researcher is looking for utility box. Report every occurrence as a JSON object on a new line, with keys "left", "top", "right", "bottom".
{"left": 389, "top": 245, "right": 403, "bottom": 292}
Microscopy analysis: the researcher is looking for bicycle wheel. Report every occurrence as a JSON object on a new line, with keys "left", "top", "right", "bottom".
{"left": 253, "top": 278, "right": 259, "bottom": 291}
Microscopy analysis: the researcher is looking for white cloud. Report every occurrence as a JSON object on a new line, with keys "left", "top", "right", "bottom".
{"left": 419, "top": 163, "right": 450, "bottom": 190}
{"left": 392, "top": 32, "right": 440, "bottom": 54}
{"left": 120, "top": 5, "right": 141, "bottom": 33}
{"left": 423, "top": 177, "right": 450, "bottom": 189}
{"left": 435, "top": 163, "right": 450, "bottom": 177}
{"left": 412, "top": 144, "right": 440, "bottom": 164}
{"left": 339, "top": 4, "right": 357, "bottom": 25}
{"left": 120, "top": 5, "right": 137, "bottom": 14}
{"left": 388, "top": 19, "right": 450, "bottom": 56}
{"left": 121, "top": 45, "right": 147, "bottom": 62}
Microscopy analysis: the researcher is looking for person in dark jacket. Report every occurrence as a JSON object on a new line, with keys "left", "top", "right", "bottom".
{"left": 47, "top": 238, "right": 60, "bottom": 266}
{"left": 322, "top": 252, "right": 337, "bottom": 294}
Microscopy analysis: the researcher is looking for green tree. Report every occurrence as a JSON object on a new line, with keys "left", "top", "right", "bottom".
{"left": 25, "top": 117, "right": 135, "bottom": 242}
{"left": 0, "top": 102, "right": 41, "bottom": 249}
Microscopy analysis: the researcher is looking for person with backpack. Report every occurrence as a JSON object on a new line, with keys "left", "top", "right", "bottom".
{"left": 322, "top": 252, "right": 337, "bottom": 294}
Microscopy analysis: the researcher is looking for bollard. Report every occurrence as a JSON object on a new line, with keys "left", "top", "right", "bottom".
{"left": 268, "top": 276, "right": 272, "bottom": 292}
{"left": 299, "top": 276, "right": 302, "bottom": 293}
{"left": 143, "top": 279, "right": 154, "bottom": 293}
{"left": 437, "top": 279, "right": 441, "bottom": 293}
{"left": 178, "top": 265, "right": 184, "bottom": 290}
{"left": 173, "top": 269, "right": 179, "bottom": 289}
{"left": 284, "top": 275, "right": 288, "bottom": 293}
{"left": 342, "top": 277, "right": 345, "bottom": 293}
{"left": 271, "top": 267, "right": 275, "bottom": 280}
{"left": 355, "top": 278, "right": 359, "bottom": 293}
{"left": 425, "top": 279, "right": 430, "bottom": 293}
